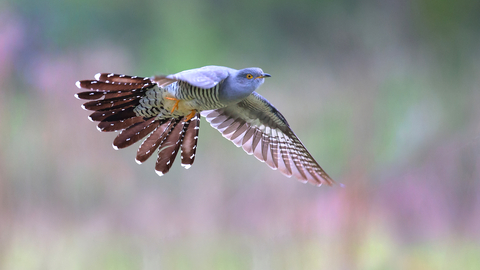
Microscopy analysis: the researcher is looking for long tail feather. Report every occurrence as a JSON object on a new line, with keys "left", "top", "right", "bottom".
{"left": 94, "top": 73, "right": 151, "bottom": 83}
{"left": 136, "top": 120, "right": 175, "bottom": 164}
{"left": 75, "top": 77, "right": 153, "bottom": 101}
{"left": 89, "top": 107, "right": 133, "bottom": 122}
{"left": 75, "top": 91, "right": 107, "bottom": 100}
{"left": 89, "top": 107, "right": 137, "bottom": 122}
{"left": 155, "top": 120, "right": 186, "bottom": 176}
{"left": 76, "top": 89, "right": 148, "bottom": 100}
{"left": 82, "top": 96, "right": 140, "bottom": 111}
{"left": 101, "top": 107, "right": 137, "bottom": 122}
{"left": 112, "top": 118, "right": 159, "bottom": 149}
{"left": 180, "top": 114, "right": 200, "bottom": 169}
{"left": 97, "top": 116, "right": 144, "bottom": 132}
{"left": 77, "top": 80, "right": 152, "bottom": 91}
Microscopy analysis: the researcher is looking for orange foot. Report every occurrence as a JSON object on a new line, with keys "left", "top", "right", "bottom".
{"left": 184, "top": 110, "right": 197, "bottom": 122}
{"left": 165, "top": 96, "right": 180, "bottom": 113}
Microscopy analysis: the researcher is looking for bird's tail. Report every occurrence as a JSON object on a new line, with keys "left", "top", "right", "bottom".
{"left": 76, "top": 73, "right": 200, "bottom": 175}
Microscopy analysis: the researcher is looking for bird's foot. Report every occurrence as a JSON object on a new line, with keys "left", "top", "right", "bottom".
{"left": 165, "top": 96, "right": 180, "bottom": 113}
{"left": 184, "top": 110, "right": 197, "bottom": 122}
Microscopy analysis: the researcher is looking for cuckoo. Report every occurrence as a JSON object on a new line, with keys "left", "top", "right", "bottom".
{"left": 75, "top": 66, "right": 333, "bottom": 186}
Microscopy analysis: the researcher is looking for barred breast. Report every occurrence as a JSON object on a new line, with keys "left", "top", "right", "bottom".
{"left": 174, "top": 81, "right": 226, "bottom": 111}
{"left": 134, "top": 81, "right": 226, "bottom": 119}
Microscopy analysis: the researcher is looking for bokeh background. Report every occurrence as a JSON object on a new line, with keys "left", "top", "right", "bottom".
{"left": 1, "top": 0, "right": 479, "bottom": 269}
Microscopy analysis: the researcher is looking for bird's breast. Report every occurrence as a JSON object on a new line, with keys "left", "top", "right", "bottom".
{"left": 134, "top": 82, "right": 227, "bottom": 119}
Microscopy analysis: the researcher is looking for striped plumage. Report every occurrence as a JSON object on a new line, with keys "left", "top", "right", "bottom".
{"left": 76, "top": 73, "right": 202, "bottom": 175}
{"left": 201, "top": 93, "right": 332, "bottom": 185}
{"left": 76, "top": 66, "right": 334, "bottom": 186}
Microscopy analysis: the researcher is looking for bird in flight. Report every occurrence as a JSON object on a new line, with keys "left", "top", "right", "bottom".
{"left": 75, "top": 66, "right": 333, "bottom": 186}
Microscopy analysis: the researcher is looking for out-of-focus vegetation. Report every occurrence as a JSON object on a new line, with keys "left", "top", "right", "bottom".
{"left": 1, "top": 0, "right": 479, "bottom": 269}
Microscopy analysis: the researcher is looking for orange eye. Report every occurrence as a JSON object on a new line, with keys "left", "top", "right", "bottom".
{"left": 246, "top": 74, "right": 253, "bottom": 79}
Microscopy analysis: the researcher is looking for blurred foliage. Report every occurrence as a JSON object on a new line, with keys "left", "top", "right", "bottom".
{"left": 1, "top": 0, "right": 480, "bottom": 269}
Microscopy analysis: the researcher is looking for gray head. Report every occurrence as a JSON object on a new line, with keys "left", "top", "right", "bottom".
{"left": 219, "top": 67, "right": 271, "bottom": 104}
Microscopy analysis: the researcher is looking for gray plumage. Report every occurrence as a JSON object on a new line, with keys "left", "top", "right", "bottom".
{"left": 75, "top": 66, "right": 333, "bottom": 186}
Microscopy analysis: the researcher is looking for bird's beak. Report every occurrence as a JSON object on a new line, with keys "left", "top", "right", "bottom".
{"left": 255, "top": 73, "right": 271, "bottom": 79}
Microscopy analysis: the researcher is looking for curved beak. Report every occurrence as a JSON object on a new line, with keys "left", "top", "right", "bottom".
{"left": 255, "top": 73, "right": 271, "bottom": 79}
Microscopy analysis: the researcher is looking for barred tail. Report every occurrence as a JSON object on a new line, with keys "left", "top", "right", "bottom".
{"left": 75, "top": 73, "right": 155, "bottom": 132}
{"left": 76, "top": 73, "right": 201, "bottom": 176}
{"left": 153, "top": 113, "right": 201, "bottom": 175}
{"left": 180, "top": 114, "right": 200, "bottom": 169}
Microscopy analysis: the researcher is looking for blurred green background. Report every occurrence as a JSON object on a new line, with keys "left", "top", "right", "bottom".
{"left": 1, "top": 0, "right": 479, "bottom": 269}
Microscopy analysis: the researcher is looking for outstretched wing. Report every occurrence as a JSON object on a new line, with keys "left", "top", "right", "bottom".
{"left": 163, "top": 65, "right": 232, "bottom": 89}
{"left": 201, "top": 92, "right": 333, "bottom": 186}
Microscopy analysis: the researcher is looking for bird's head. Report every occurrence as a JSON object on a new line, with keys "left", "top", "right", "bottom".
{"left": 235, "top": 67, "right": 271, "bottom": 89}
{"left": 219, "top": 67, "right": 271, "bottom": 104}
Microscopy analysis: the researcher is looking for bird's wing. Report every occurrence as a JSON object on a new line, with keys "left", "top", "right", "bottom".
{"left": 201, "top": 92, "right": 333, "bottom": 186}
{"left": 160, "top": 65, "right": 232, "bottom": 89}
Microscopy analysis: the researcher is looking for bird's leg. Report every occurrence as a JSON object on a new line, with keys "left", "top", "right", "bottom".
{"left": 165, "top": 96, "right": 180, "bottom": 113}
{"left": 184, "top": 110, "right": 197, "bottom": 122}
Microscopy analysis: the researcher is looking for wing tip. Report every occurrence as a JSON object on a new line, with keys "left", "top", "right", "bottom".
{"left": 318, "top": 176, "right": 336, "bottom": 187}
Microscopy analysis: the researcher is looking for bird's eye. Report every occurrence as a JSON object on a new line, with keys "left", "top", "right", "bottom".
{"left": 246, "top": 74, "right": 253, "bottom": 79}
